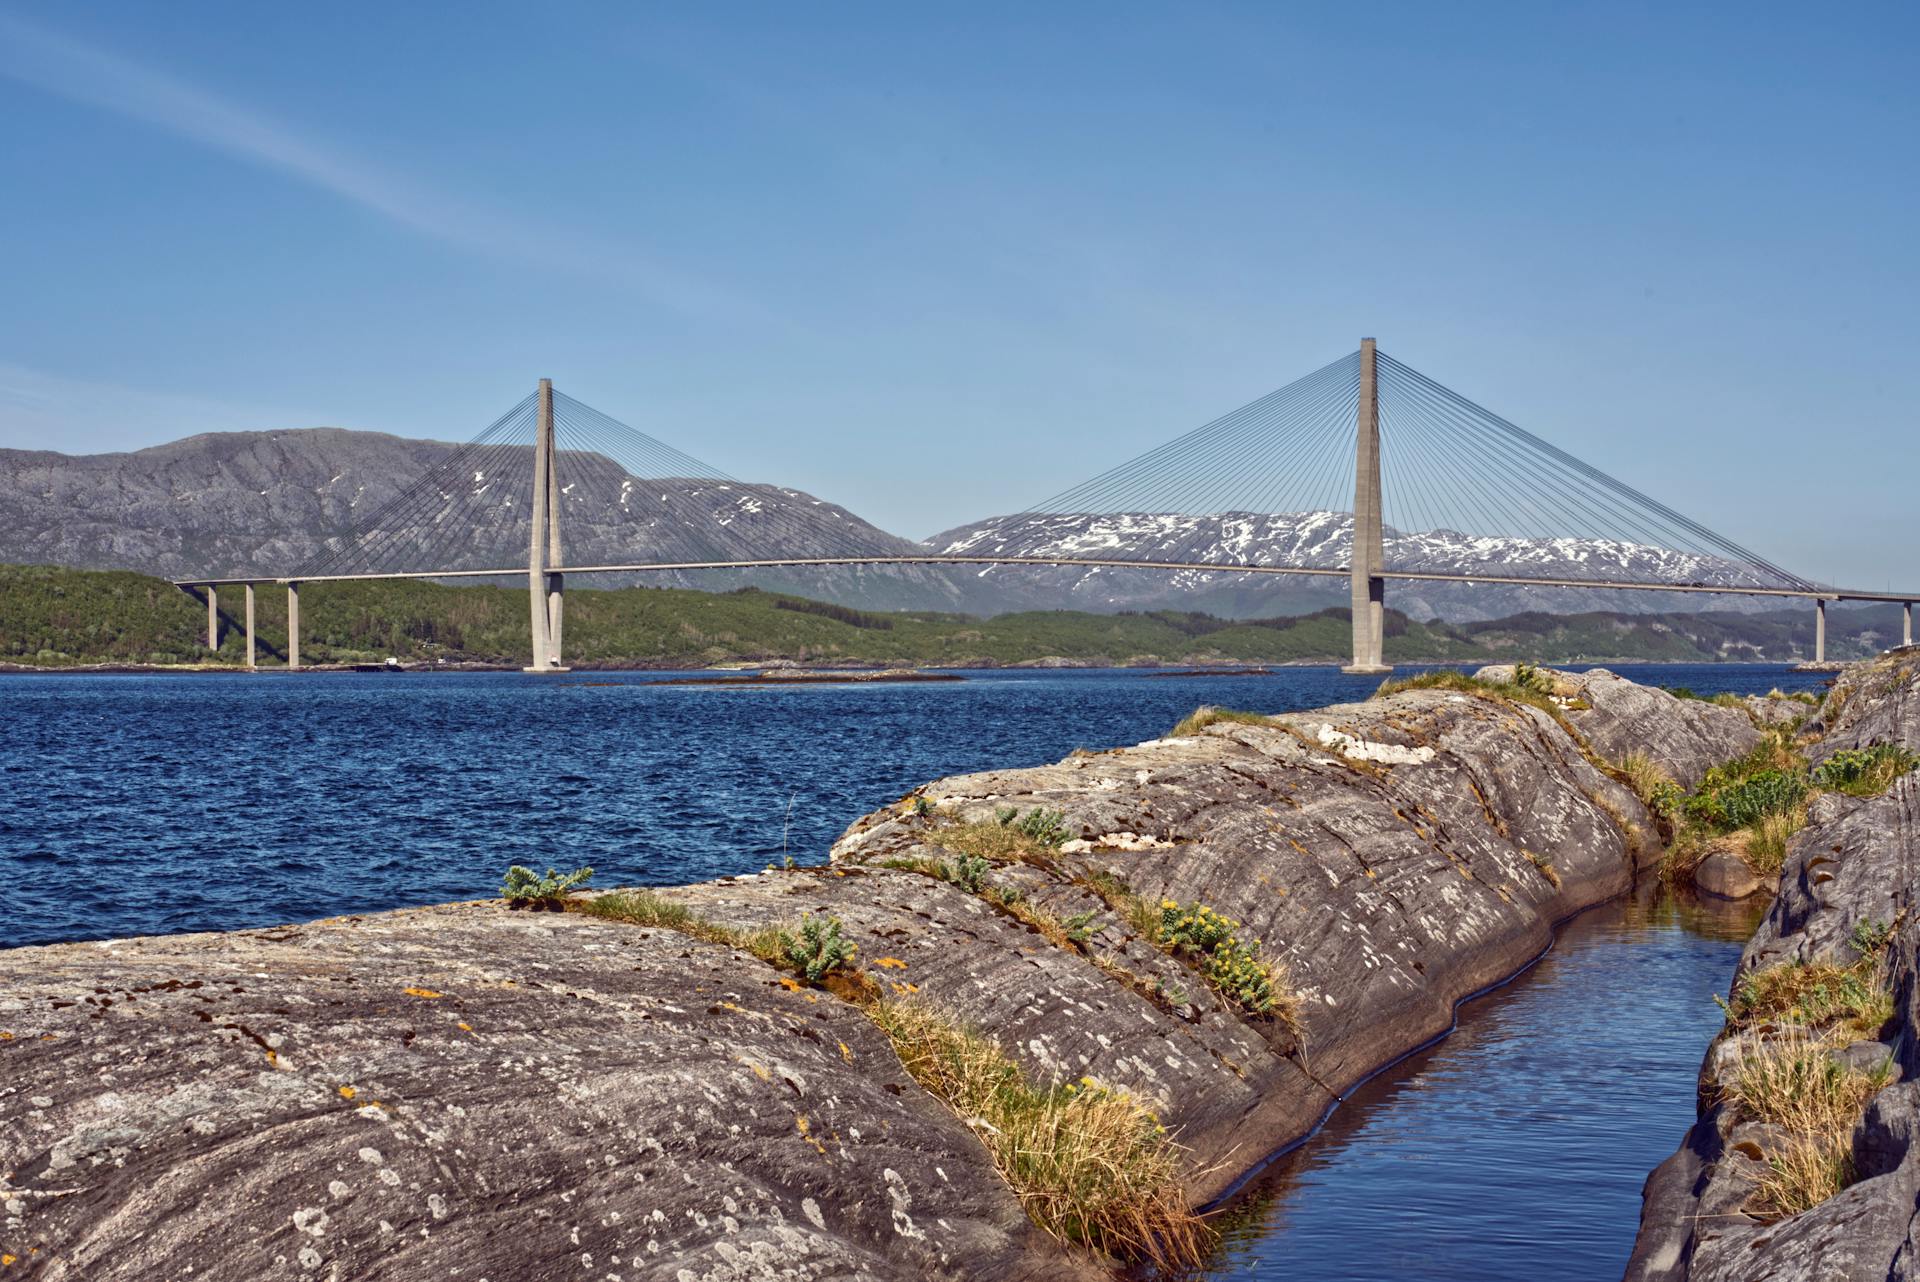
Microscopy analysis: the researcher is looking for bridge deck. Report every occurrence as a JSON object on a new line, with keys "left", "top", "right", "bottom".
{"left": 171, "top": 556, "right": 1918, "bottom": 604}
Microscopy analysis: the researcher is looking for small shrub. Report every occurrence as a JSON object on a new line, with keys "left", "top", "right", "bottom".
{"left": 911, "top": 795, "right": 935, "bottom": 817}
{"left": 1008, "top": 807, "right": 1072, "bottom": 847}
{"left": 1158, "top": 900, "right": 1290, "bottom": 1023}
{"left": 1511, "top": 661, "right": 1553, "bottom": 693}
{"left": 1686, "top": 769, "right": 1808, "bottom": 831}
{"left": 947, "top": 853, "right": 991, "bottom": 893}
{"left": 868, "top": 1001, "right": 1211, "bottom": 1269}
{"left": 1814, "top": 744, "right": 1920, "bottom": 797}
{"left": 1850, "top": 918, "right": 1894, "bottom": 957}
{"left": 1063, "top": 909, "right": 1104, "bottom": 944}
{"left": 500, "top": 864, "right": 594, "bottom": 908}
{"left": 781, "top": 914, "right": 858, "bottom": 980}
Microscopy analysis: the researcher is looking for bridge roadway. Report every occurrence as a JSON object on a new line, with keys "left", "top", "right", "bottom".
{"left": 173, "top": 554, "right": 1919, "bottom": 606}
{"left": 174, "top": 553, "right": 1919, "bottom": 672}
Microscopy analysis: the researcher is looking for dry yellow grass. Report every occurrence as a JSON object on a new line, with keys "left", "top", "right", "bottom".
{"left": 868, "top": 1000, "right": 1212, "bottom": 1269}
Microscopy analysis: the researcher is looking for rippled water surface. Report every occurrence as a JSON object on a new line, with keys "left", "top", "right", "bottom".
{"left": 2, "top": 662, "right": 1820, "bottom": 951}
{"left": 4, "top": 661, "right": 1823, "bottom": 1275}
{"left": 1201, "top": 886, "right": 1766, "bottom": 1281}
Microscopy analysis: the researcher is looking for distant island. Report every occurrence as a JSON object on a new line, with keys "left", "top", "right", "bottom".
{"left": 0, "top": 563, "right": 1892, "bottom": 670}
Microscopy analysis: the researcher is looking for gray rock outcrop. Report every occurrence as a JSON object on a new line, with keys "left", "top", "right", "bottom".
{"left": 1, "top": 669, "right": 1749, "bottom": 1280}
{"left": 1626, "top": 653, "right": 1920, "bottom": 1282}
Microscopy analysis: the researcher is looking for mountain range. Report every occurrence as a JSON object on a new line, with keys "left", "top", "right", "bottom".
{"left": 0, "top": 427, "right": 1804, "bottom": 621}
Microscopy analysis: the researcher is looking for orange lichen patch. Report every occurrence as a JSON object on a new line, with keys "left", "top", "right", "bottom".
{"left": 402, "top": 987, "right": 444, "bottom": 999}
{"left": 457, "top": 1022, "right": 473, "bottom": 1033}
{"left": 338, "top": 1085, "right": 357, "bottom": 1100}
{"left": 776, "top": 976, "right": 804, "bottom": 992}
{"left": 0, "top": 1031, "right": 11, "bottom": 1040}
{"left": 873, "top": 957, "right": 909, "bottom": 970}
{"left": 795, "top": 1114, "right": 827, "bottom": 1155}
{"left": 889, "top": 981, "right": 920, "bottom": 996}
{"left": 838, "top": 1041, "right": 854, "bottom": 1063}
{"left": 738, "top": 1057, "right": 772, "bottom": 1082}
{"left": 3, "top": 1252, "right": 17, "bottom": 1265}
{"left": 264, "top": 1050, "right": 279, "bottom": 1067}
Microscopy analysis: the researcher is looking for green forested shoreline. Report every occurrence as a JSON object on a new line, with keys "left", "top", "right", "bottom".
{"left": 0, "top": 562, "right": 1886, "bottom": 669}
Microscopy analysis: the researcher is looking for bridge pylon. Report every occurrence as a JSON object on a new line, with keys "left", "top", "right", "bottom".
{"left": 1342, "top": 337, "right": 1392, "bottom": 675}
{"left": 525, "top": 377, "right": 570, "bottom": 673}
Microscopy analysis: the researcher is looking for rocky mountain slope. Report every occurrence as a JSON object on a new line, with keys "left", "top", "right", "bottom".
{"left": 932, "top": 510, "right": 1799, "bottom": 621}
{"left": 0, "top": 667, "right": 1753, "bottom": 1279}
{"left": 3, "top": 429, "right": 1819, "bottom": 621}
{"left": 0, "top": 430, "right": 973, "bottom": 612}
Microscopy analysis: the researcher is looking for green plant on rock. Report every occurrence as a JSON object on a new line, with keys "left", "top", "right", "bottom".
{"left": 1814, "top": 744, "right": 1920, "bottom": 797}
{"left": 500, "top": 864, "right": 594, "bottom": 908}
{"left": 1726, "top": 955, "right": 1893, "bottom": 1041}
{"left": 1063, "top": 909, "right": 1104, "bottom": 944}
{"left": 780, "top": 914, "right": 858, "bottom": 981}
{"left": 1686, "top": 768, "right": 1808, "bottom": 831}
{"left": 1850, "top": 918, "right": 1895, "bottom": 957}
{"left": 1157, "top": 899, "right": 1289, "bottom": 1022}
{"left": 1511, "top": 661, "right": 1553, "bottom": 694}
{"left": 946, "top": 852, "right": 992, "bottom": 893}
{"left": 1005, "top": 806, "right": 1073, "bottom": 847}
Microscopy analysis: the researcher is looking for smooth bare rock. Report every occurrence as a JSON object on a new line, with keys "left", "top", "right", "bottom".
{"left": 1807, "top": 650, "right": 1920, "bottom": 764}
{"left": 1548, "top": 666, "right": 1762, "bottom": 788}
{"left": 832, "top": 680, "right": 1658, "bottom": 1190}
{"left": 1627, "top": 655, "right": 1920, "bottom": 1282}
{"left": 0, "top": 904, "right": 1062, "bottom": 1282}
{"left": 1693, "top": 848, "right": 1765, "bottom": 901}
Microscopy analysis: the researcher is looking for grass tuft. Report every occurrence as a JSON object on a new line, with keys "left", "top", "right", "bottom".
{"left": 1814, "top": 744, "right": 1920, "bottom": 797}
{"left": 1724, "top": 1032, "right": 1893, "bottom": 1220}
{"left": 1168, "top": 706, "right": 1276, "bottom": 738}
{"left": 868, "top": 1000, "right": 1212, "bottom": 1269}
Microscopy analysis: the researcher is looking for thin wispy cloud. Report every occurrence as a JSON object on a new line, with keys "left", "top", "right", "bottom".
{"left": 0, "top": 361, "right": 316, "bottom": 451}
{"left": 0, "top": 12, "right": 758, "bottom": 322}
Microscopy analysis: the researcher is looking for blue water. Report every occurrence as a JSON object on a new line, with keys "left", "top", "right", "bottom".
{"left": 0, "top": 663, "right": 1821, "bottom": 951}
{"left": 1199, "top": 885, "right": 1763, "bottom": 1281}
{"left": 1, "top": 661, "right": 1820, "bottom": 1277}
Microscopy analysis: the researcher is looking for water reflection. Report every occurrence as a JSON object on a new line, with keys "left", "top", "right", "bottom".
{"left": 1194, "top": 883, "right": 1764, "bottom": 1282}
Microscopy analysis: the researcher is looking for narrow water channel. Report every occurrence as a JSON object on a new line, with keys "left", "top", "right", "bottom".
{"left": 1199, "top": 884, "right": 1765, "bottom": 1281}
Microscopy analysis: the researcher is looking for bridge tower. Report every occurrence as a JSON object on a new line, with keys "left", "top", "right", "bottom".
{"left": 1343, "top": 337, "right": 1392, "bottom": 674}
{"left": 525, "top": 377, "right": 569, "bottom": 673}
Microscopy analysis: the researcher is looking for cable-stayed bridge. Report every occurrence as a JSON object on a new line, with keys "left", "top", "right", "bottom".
{"left": 177, "top": 340, "right": 1916, "bottom": 672}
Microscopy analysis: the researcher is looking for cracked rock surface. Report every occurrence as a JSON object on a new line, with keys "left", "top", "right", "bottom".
{"left": 4, "top": 671, "right": 1736, "bottom": 1280}
{"left": 1626, "top": 651, "right": 1920, "bottom": 1282}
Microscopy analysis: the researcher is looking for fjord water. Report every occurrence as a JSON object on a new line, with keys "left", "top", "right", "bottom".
{"left": 1197, "top": 885, "right": 1766, "bottom": 1281}
{"left": 3, "top": 663, "right": 1823, "bottom": 1278}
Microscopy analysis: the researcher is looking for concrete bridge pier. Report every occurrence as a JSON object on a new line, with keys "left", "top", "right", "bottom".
{"left": 245, "top": 583, "right": 257, "bottom": 669}
{"left": 206, "top": 586, "right": 219, "bottom": 651}
{"left": 1904, "top": 602, "right": 1913, "bottom": 649}
{"left": 1814, "top": 598, "right": 1827, "bottom": 664}
{"left": 287, "top": 582, "right": 301, "bottom": 671}
{"left": 525, "top": 377, "right": 570, "bottom": 673}
{"left": 1343, "top": 337, "right": 1392, "bottom": 675}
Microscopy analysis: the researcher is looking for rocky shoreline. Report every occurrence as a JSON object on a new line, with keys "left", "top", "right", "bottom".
{"left": 1627, "top": 651, "right": 1920, "bottom": 1281}
{"left": 0, "top": 666, "right": 1799, "bottom": 1279}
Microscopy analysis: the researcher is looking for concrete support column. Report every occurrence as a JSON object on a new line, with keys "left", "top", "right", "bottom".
{"left": 1904, "top": 602, "right": 1913, "bottom": 649}
{"left": 545, "top": 416, "right": 565, "bottom": 669}
{"left": 287, "top": 582, "right": 301, "bottom": 671}
{"left": 1343, "top": 337, "right": 1391, "bottom": 675}
{"left": 207, "top": 586, "right": 219, "bottom": 651}
{"left": 245, "top": 583, "right": 257, "bottom": 670}
{"left": 1815, "top": 598, "right": 1827, "bottom": 664}
{"left": 525, "top": 378, "right": 556, "bottom": 672}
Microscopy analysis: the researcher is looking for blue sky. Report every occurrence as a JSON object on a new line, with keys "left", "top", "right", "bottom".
{"left": 0, "top": 3, "right": 1913, "bottom": 585}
